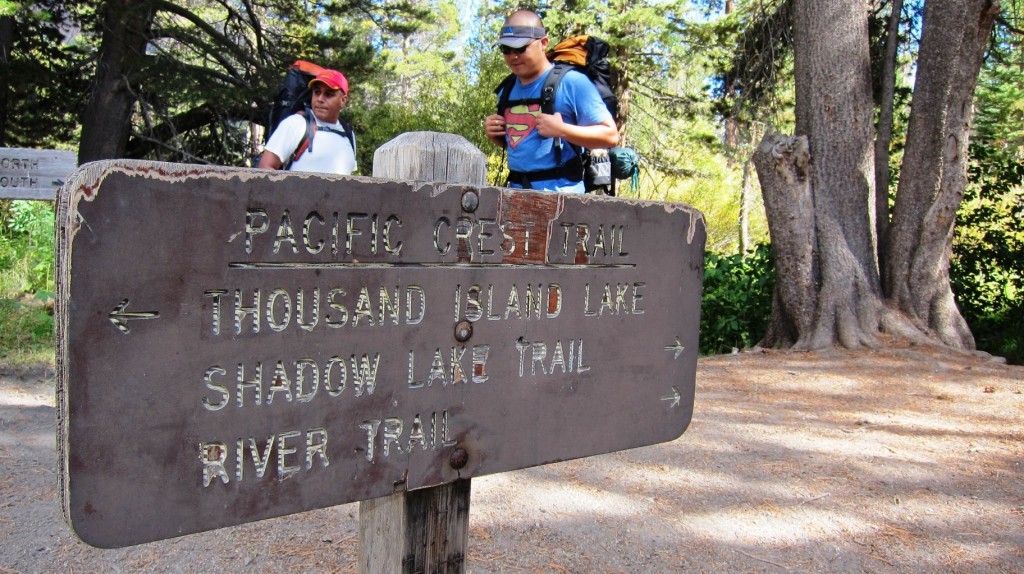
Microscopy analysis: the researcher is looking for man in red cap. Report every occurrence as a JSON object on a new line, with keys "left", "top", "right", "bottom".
{"left": 259, "top": 68, "right": 357, "bottom": 175}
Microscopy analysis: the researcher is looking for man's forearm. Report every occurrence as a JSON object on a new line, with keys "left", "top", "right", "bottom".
{"left": 560, "top": 120, "right": 619, "bottom": 150}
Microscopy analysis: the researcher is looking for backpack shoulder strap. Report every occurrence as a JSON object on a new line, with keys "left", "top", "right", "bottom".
{"left": 285, "top": 109, "right": 317, "bottom": 169}
{"left": 495, "top": 73, "right": 517, "bottom": 115}
{"left": 288, "top": 111, "right": 356, "bottom": 170}
{"left": 339, "top": 119, "right": 356, "bottom": 154}
{"left": 541, "top": 62, "right": 571, "bottom": 115}
{"left": 541, "top": 62, "right": 576, "bottom": 166}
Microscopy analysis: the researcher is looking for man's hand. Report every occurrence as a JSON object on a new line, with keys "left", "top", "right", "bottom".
{"left": 536, "top": 112, "right": 567, "bottom": 139}
{"left": 484, "top": 114, "right": 507, "bottom": 147}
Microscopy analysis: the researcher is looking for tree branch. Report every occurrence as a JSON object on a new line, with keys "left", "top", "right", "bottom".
{"left": 996, "top": 15, "right": 1024, "bottom": 36}
{"left": 149, "top": 0, "right": 260, "bottom": 68}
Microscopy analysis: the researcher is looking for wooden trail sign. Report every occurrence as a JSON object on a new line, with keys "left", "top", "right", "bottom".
{"left": 0, "top": 147, "right": 76, "bottom": 199}
{"left": 55, "top": 159, "right": 706, "bottom": 549}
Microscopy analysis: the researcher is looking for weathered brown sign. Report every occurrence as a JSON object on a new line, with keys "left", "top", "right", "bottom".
{"left": 55, "top": 160, "right": 706, "bottom": 548}
{"left": 0, "top": 147, "right": 77, "bottom": 199}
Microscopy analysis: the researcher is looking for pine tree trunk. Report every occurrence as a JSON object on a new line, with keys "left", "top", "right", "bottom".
{"left": 78, "top": 0, "right": 154, "bottom": 164}
{"left": 883, "top": 0, "right": 999, "bottom": 349}
{"left": 739, "top": 159, "right": 751, "bottom": 254}
{"left": 757, "top": 0, "right": 886, "bottom": 350}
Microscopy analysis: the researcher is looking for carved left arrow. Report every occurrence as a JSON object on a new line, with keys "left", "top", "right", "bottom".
{"left": 109, "top": 299, "right": 160, "bottom": 334}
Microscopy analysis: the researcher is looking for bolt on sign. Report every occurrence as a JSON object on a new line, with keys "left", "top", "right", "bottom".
{"left": 55, "top": 160, "right": 706, "bottom": 548}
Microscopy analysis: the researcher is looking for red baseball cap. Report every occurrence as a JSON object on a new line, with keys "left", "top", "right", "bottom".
{"left": 308, "top": 69, "right": 349, "bottom": 94}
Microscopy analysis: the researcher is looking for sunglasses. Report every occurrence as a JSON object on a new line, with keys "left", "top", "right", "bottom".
{"left": 499, "top": 40, "right": 536, "bottom": 55}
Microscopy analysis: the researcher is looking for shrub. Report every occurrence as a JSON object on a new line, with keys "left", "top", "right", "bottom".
{"left": 699, "top": 244, "right": 775, "bottom": 355}
{"left": 0, "top": 200, "right": 55, "bottom": 298}
{"left": 952, "top": 143, "right": 1024, "bottom": 364}
{"left": 0, "top": 200, "right": 56, "bottom": 364}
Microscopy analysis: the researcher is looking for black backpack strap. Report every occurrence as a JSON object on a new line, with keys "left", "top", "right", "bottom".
{"left": 497, "top": 64, "right": 569, "bottom": 116}
{"left": 495, "top": 73, "right": 517, "bottom": 115}
{"left": 507, "top": 154, "right": 584, "bottom": 189}
{"left": 540, "top": 62, "right": 570, "bottom": 114}
{"left": 339, "top": 120, "right": 355, "bottom": 155}
{"left": 541, "top": 62, "right": 573, "bottom": 167}
{"left": 316, "top": 123, "right": 356, "bottom": 161}
{"left": 289, "top": 111, "right": 357, "bottom": 169}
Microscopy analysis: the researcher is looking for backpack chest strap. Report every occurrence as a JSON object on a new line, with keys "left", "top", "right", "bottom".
{"left": 290, "top": 111, "right": 353, "bottom": 167}
{"left": 507, "top": 154, "right": 584, "bottom": 188}
{"left": 317, "top": 125, "right": 348, "bottom": 138}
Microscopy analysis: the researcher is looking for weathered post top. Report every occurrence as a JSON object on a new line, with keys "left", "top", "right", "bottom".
{"left": 372, "top": 131, "right": 487, "bottom": 184}
{"left": 55, "top": 154, "right": 705, "bottom": 548}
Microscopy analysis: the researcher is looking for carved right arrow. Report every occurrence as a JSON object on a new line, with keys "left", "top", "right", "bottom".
{"left": 664, "top": 337, "right": 685, "bottom": 360}
{"left": 661, "top": 386, "right": 681, "bottom": 408}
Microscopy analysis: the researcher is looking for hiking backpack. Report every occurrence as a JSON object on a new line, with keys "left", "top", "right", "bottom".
{"left": 495, "top": 35, "right": 636, "bottom": 194}
{"left": 264, "top": 59, "right": 354, "bottom": 169}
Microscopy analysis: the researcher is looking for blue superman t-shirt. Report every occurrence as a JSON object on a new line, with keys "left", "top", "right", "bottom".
{"left": 503, "top": 66, "right": 611, "bottom": 193}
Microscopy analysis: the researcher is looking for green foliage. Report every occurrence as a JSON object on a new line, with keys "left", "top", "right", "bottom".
{"left": 0, "top": 200, "right": 55, "bottom": 297}
{"left": 952, "top": 189, "right": 1024, "bottom": 362}
{"left": 705, "top": 0, "right": 795, "bottom": 127}
{"left": 699, "top": 244, "right": 774, "bottom": 354}
{"left": 323, "top": 0, "right": 492, "bottom": 173}
{"left": 0, "top": 201, "right": 55, "bottom": 364}
{"left": 1, "top": 1, "right": 92, "bottom": 149}
{"left": 950, "top": 6, "right": 1024, "bottom": 364}
{"left": 952, "top": 142, "right": 1024, "bottom": 364}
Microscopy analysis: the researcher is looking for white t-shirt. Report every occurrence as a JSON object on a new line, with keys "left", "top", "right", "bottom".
{"left": 264, "top": 113, "right": 357, "bottom": 175}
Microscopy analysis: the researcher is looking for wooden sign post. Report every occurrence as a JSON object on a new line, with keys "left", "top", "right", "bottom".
{"left": 54, "top": 133, "right": 706, "bottom": 564}
{"left": 359, "top": 132, "right": 484, "bottom": 573}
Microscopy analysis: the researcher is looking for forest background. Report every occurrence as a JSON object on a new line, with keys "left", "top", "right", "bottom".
{"left": 0, "top": 0, "right": 1021, "bottom": 365}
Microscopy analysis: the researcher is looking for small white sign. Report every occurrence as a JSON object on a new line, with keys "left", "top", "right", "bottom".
{"left": 0, "top": 147, "right": 77, "bottom": 200}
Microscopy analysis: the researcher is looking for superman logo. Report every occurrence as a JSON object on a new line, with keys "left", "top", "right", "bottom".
{"left": 505, "top": 103, "right": 541, "bottom": 148}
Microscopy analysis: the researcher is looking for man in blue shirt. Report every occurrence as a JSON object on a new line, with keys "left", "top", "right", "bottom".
{"left": 484, "top": 10, "right": 619, "bottom": 193}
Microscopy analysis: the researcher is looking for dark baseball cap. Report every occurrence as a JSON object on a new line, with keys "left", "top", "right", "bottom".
{"left": 496, "top": 25, "right": 547, "bottom": 48}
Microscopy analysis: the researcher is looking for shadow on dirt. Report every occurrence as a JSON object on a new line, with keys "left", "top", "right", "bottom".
{"left": 1, "top": 345, "right": 1022, "bottom": 573}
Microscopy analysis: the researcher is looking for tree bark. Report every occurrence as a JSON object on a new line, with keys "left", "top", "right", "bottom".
{"left": 78, "top": 0, "right": 155, "bottom": 164}
{"left": 739, "top": 158, "right": 751, "bottom": 253}
{"left": 884, "top": 0, "right": 999, "bottom": 349}
{"left": 760, "top": 0, "right": 885, "bottom": 350}
{"left": 753, "top": 134, "right": 816, "bottom": 346}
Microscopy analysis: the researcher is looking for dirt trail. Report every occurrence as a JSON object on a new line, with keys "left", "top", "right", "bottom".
{"left": 1, "top": 342, "right": 1022, "bottom": 573}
